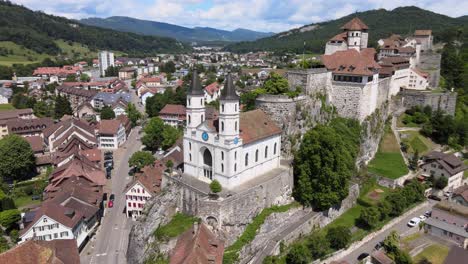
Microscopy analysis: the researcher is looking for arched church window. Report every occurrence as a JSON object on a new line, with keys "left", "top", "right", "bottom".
{"left": 234, "top": 163, "right": 237, "bottom": 172}
{"left": 235, "top": 104, "right": 237, "bottom": 111}
{"left": 222, "top": 104, "right": 225, "bottom": 112}
{"left": 255, "top": 150, "right": 259, "bottom": 162}
{"left": 189, "top": 142, "right": 191, "bottom": 150}
{"left": 245, "top": 153, "right": 249, "bottom": 166}
{"left": 201, "top": 114, "right": 204, "bottom": 123}
{"left": 235, "top": 121, "right": 237, "bottom": 131}
{"left": 274, "top": 142, "right": 277, "bottom": 155}
{"left": 188, "top": 115, "right": 191, "bottom": 124}
{"left": 221, "top": 121, "right": 224, "bottom": 132}
{"left": 221, "top": 163, "right": 224, "bottom": 172}
{"left": 221, "top": 151, "right": 224, "bottom": 160}
{"left": 189, "top": 154, "right": 192, "bottom": 161}
{"left": 265, "top": 146, "right": 268, "bottom": 158}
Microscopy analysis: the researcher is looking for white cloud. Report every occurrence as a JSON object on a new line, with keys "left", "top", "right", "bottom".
{"left": 11, "top": 0, "right": 468, "bottom": 33}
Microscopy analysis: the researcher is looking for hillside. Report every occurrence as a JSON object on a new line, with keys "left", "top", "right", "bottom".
{"left": 0, "top": 1, "right": 188, "bottom": 58}
{"left": 225, "top": 6, "right": 468, "bottom": 54}
{"left": 80, "top": 16, "right": 274, "bottom": 43}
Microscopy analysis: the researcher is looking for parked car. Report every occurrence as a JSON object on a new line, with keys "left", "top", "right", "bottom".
{"left": 408, "top": 217, "right": 421, "bottom": 227}
{"left": 357, "top": 253, "right": 369, "bottom": 261}
{"left": 104, "top": 160, "right": 114, "bottom": 169}
{"left": 428, "top": 195, "right": 441, "bottom": 201}
{"left": 424, "top": 210, "right": 432, "bottom": 217}
{"left": 109, "top": 194, "right": 115, "bottom": 201}
{"left": 375, "top": 241, "right": 383, "bottom": 250}
{"left": 108, "top": 200, "right": 113, "bottom": 208}
{"left": 419, "top": 215, "right": 427, "bottom": 221}
{"left": 106, "top": 169, "right": 111, "bottom": 179}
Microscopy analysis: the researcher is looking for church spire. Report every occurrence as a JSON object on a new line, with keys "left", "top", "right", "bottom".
{"left": 188, "top": 70, "right": 204, "bottom": 96}
{"left": 220, "top": 73, "right": 239, "bottom": 101}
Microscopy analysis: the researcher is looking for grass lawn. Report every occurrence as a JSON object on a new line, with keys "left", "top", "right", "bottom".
{"left": 153, "top": 213, "right": 199, "bottom": 240}
{"left": 0, "top": 104, "right": 14, "bottom": 111}
{"left": 413, "top": 243, "right": 450, "bottom": 264}
{"left": 0, "top": 41, "right": 49, "bottom": 66}
{"left": 400, "top": 131, "right": 434, "bottom": 155}
{"left": 397, "top": 113, "right": 420, "bottom": 128}
{"left": 401, "top": 232, "right": 422, "bottom": 250}
{"left": 368, "top": 127, "right": 409, "bottom": 179}
{"left": 14, "top": 195, "right": 41, "bottom": 209}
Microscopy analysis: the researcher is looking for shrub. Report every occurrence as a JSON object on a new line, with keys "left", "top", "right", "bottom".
{"left": 326, "top": 226, "right": 351, "bottom": 250}
{"left": 359, "top": 207, "right": 381, "bottom": 229}
{"left": 209, "top": 180, "right": 222, "bottom": 194}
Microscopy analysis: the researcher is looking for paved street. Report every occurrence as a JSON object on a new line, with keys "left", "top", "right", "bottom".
{"left": 342, "top": 200, "right": 436, "bottom": 264}
{"left": 80, "top": 126, "right": 142, "bottom": 264}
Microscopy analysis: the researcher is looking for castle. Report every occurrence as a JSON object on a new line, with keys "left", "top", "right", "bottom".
{"left": 183, "top": 71, "right": 282, "bottom": 189}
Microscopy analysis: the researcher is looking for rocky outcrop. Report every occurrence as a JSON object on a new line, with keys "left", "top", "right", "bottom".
{"left": 126, "top": 186, "right": 179, "bottom": 264}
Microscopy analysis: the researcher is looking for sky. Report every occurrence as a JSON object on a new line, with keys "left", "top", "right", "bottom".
{"left": 12, "top": 0, "right": 468, "bottom": 33}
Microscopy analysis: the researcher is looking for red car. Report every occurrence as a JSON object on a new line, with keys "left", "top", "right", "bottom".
{"left": 108, "top": 200, "right": 113, "bottom": 208}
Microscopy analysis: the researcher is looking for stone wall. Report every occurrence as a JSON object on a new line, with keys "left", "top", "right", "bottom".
{"left": 400, "top": 89, "right": 457, "bottom": 115}
{"left": 286, "top": 68, "right": 331, "bottom": 95}
{"left": 418, "top": 51, "right": 441, "bottom": 87}
{"left": 329, "top": 81, "right": 365, "bottom": 121}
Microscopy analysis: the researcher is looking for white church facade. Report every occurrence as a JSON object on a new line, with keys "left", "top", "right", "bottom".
{"left": 183, "top": 72, "right": 282, "bottom": 189}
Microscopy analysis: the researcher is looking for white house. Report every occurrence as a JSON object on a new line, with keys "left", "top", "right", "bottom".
{"left": 19, "top": 203, "right": 88, "bottom": 248}
{"left": 124, "top": 162, "right": 163, "bottom": 220}
{"left": 325, "top": 18, "right": 369, "bottom": 55}
{"left": 183, "top": 72, "right": 282, "bottom": 189}
{"left": 112, "top": 100, "right": 128, "bottom": 117}
{"left": 141, "top": 90, "right": 156, "bottom": 105}
{"left": 97, "top": 119, "right": 127, "bottom": 149}
{"left": 407, "top": 68, "right": 429, "bottom": 90}
{"left": 421, "top": 151, "right": 467, "bottom": 191}
{"left": 204, "top": 82, "right": 222, "bottom": 103}
{"left": 0, "top": 87, "right": 12, "bottom": 104}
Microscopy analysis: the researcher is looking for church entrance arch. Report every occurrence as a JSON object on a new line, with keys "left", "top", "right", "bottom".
{"left": 202, "top": 148, "right": 213, "bottom": 180}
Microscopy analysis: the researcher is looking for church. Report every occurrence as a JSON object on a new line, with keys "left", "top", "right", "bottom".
{"left": 183, "top": 71, "right": 282, "bottom": 189}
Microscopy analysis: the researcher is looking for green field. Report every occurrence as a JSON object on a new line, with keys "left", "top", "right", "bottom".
{"left": 54, "top": 39, "right": 94, "bottom": 58}
{"left": 153, "top": 213, "right": 199, "bottom": 241}
{"left": 400, "top": 131, "right": 434, "bottom": 154}
{"left": 368, "top": 127, "right": 409, "bottom": 179}
{"left": 0, "top": 104, "right": 14, "bottom": 111}
{"left": 0, "top": 41, "right": 49, "bottom": 66}
{"left": 14, "top": 195, "right": 41, "bottom": 209}
{"left": 413, "top": 244, "right": 450, "bottom": 264}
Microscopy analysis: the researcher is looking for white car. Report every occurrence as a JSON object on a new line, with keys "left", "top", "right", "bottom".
{"left": 408, "top": 217, "right": 421, "bottom": 227}
{"left": 419, "top": 215, "right": 427, "bottom": 221}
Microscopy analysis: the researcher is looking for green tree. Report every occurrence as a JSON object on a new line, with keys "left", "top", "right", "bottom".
{"left": 105, "top": 65, "right": 119, "bottom": 77}
{"left": 80, "top": 73, "right": 90, "bottom": 82}
{"left": 165, "top": 159, "right": 174, "bottom": 173}
{"left": 142, "top": 117, "right": 166, "bottom": 151}
{"left": 129, "top": 151, "right": 155, "bottom": 171}
{"left": 383, "top": 231, "right": 400, "bottom": 254}
{"left": 65, "top": 74, "right": 77, "bottom": 82}
{"left": 286, "top": 244, "right": 312, "bottom": 264}
{"left": 326, "top": 226, "right": 351, "bottom": 250}
{"left": 409, "top": 150, "right": 419, "bottom": 171}
{"left": 209, "top": 180, "right": 222, "bottom": 194}
{"left": 33, "top": 101, "right": 53, "bottom": 117}
{"left": 161, "top": 125, "right": 181, "bottom": 150}
{"left": 293, "top": 124, "right": 357, "bottom": 210}
{"left": 0, "top": 135, "right": 35, "bottom": 181}
{"left": 100, "top": 105, "right": 116, "bottom": 120}
{"left": 387, "top": 191, "right": 407, "bottom": 216}
{"left": 263, "top": 72, "right": 289, "bottom": 95}
{"left": 161, "top": 61, "right": 176, "bottom": 73}
{"left": 359, "top": 207, "right": 381, "bottom": 229}
{"left": 0, "top": 209, "right": 21, "bottom": 230}
{"left": 307, "top": 231, "right": 330, "bottom": 259}
{"left": 54, "top": 94, "right": 72, "bottom": 119}
{"left": 126, "top": 103, "right": 142, "bottom": 127}
{"left": 378, "top": 200, "right": 392, "bottom": 220}
{"left": 433, "top": 176, "right": 448, "bottom": 190}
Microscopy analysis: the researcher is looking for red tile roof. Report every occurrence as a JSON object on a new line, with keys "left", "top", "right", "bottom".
{"left": 98, "top": 119, "right": 122, "bottom": 135}
{"left": 127, "top": 161, "right": 164, "bottom": 194}
{"left": 33, "top": 66, "right": 80, "bottom": 76}
{"left": 204, "top": 82, "right": 221, "bottom": 96}
{"left": 170, "top": 223, "right": 224, "bottom": 264}
{"left": 159, "top": 104, "right": 186, "bottom": 116}
{"left": 322, "top": 48, "right": 380, "bottom": 76}
{"left": 25, "top": 135, "right": 44, "bottom": 153}
{"left": 0, "top": 239, "right": 80, "bottom": 264}
{"left": 414, "top": 30, "right": 432, "bottom": 36}
{"left": 341, "top": 17, "right": 368, "bottom": 31}
{"left": 330, "top": 32, "right": 347, "bottom": 42}
{"left": 80, "top": 148, "right": 101, "bottom": 162}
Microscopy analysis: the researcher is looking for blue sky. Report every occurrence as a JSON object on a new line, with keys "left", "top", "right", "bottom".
{"left": 13, "top": 0, "right": 468, "bottom": 32}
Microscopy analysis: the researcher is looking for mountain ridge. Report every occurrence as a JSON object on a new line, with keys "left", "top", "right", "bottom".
{"left": 80, "top": 16, "right": 274, "bottom": 43}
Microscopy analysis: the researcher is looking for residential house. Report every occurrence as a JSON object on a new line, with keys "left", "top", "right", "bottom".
{"left": 43, "top": 118, "right": 97, "bottom": 153}
{"left": 0, "top": 239, "right": 80, "bottom": 264}
{"left": 408, "top": 68, "right": 429, "bottom": 90}
{"left": 33, "top": 66, "right": 81, "bottom": 81}
{"left": 25, "top": 136, "right": 45, "bottom": 155}
{"left": 443, "top": 246, "right": 468, "bottom": 264}
{"left": 7, "top": 117, "right": 53, "bottom": 137}
{"left": 204, "top": 82, "right": 222, "bottom": 103}
{"left": 97, "top": 119, "right": 127, "bottom": 149}
{"left": 56, "top": 86, "right": 98, "bottom": 112}
{"left": 412, "top": 30, "right": 433, "bottom": 51}
{"left": 170, "top": 223, "right": 224, "bottom": 264}
{"left": 98, "top": 51, "right": 115, "bottom": 77}
{"left": 111, "top": 99, "right": 128, "bottom": 117}
{"left": 371, "top": 250, "right": 394, "bottom": 264}
{"left": 0, "top": 87, "right": 12, "bottom": 104}
{"left": 421, "top": 151, "right": 467, "bottom": 191}
{"left": 91, "top": 92, "right": 131, "bottom": 110}
{"left": 141, "top": 90, "right": 156, "bottom": 105}
{"left": 452, "top": 185, "right": 468, "bottom": 207}
{"left": 424, "top": 201, "right": 468, "bottom": 248}
{"left": 75, "top": 102, "right": 97, "bottom": 119}
{"left": 0, "top": 108, "right": 35, "bottom": 138}
{"left": 124, "top": 161, "right": 164, "bottom": 219}
{"left": 119, "top": 67, "right": 136, "bottom": 80}
{"left": 159, "top": 104, "right": 186, "bottom": 127}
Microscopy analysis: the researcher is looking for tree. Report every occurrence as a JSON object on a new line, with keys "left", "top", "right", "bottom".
{"left": 100, "top": 105, "right": 115, "bottom": 120}
{"left": 409, "top": 150, "right": 419, "bottom": 171}
{"left": 128, "top": 151, "right": 155, "bottom": 171}
{"left": 326, "top": 226, "right": 351, "bottom": 250}
{"left": 105, "top": 65, "right": 119, "bottom": 77}
{"left": 383, "top": 231, "right": 400, "bottom": 254}
{"left": 293, "top": 124, "right": 357, "bottom": 210}
{"left": 142, "top": 117, "right": 166, "bottom": 151}
{"left": 307, "top": 231, "right": 329, "bottom": 259}
{"left": 263, "top": 72, "right": 289, "bottom": 95}
{"left": 54, "top": 94, "right": 72, "bottom": 119}
{"left": 0, "top": 209, "right": 21, "bottom": 230}
{"left": 433, "top": 176, "right": 448, "bottom": 190}
{"left": 33, "top": 101, "right": 53, "bottom": 117}
{"left": 161, "top": 125, "right": 181, "bottom": 150}
{"left": 11, "top": 93, "right": 35, "bottom": 109}
{"left": 80, "top": 73, "right": 90, "bottom": 82}
{"left": 0, "top": 135, "right": 35, "bottom": 181}
{"left": 359, "top": 207, "right": 381, "bottom": 229}
{"left": 394, "top": 249, "right": 413, "bottom": 264}
{"left": 378, "top": 200, "right": 392, "bottom": 220}
{"left": 386, "top": 191, "right": 407, "bottom": 216}
{"left": 161, "top": 61, "right": 176, "bottom": 73}
{"left": 286, "top": 244, "right": 311, "bottom": 264}
{"left": 165, "top": 160, "right": 174, "bottom": 173}
{"left": 209, "top": 180, "right": 222, "bottom": 194}
{"left": 126, "top": 103, "right": 142, "bottom": 127}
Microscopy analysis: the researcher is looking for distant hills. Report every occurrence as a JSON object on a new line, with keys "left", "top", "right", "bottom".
{"left": 0, "top": 1, "right": 188, "bottom": 57}
{"left": 225, "top": 6, "right": 468, "bottom": 54}
{"left": 80, "top": 16, "right": 274, "bottom": 43}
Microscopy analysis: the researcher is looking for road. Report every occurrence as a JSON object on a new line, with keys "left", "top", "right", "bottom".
{"left": 342, "top": 200, "right": 436, "bottom": 264}
{"left": 80, "top": 126, "right": 142, "bottom": 264}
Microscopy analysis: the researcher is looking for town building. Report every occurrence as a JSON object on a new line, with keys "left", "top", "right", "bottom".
{"left": 159, "top": 104, "right": 186, "bottom": 127}
{"left": 325, "top": 17, "right": 369, "bottom": 55}
{"left": 184, "top": 71, "right": 282, "bottom": 188}
{"left": 33, "top": 66, "right": 81, "bottom": 81}
{"left": 0, "top": 108, "right": 35, "bottom": 138}
{"left": 411, "top": 30, "right": 433, "bottom": 51}
{"left": 0, "top": 239, "right": 80, "bottom": 264}
{"left": 0, "top": 87, "right": 12, "bottom": 104}
{"left": 56, "top": 86, "right": 98, "bottom": 112}
{"left": 204, "top": 82, "right": 222, "bottom": 103}
{"left": 97, "top": 119, "right": 127, "bottom": 149}
{"left": 124, "top": 162, "right": 164, "bottom": 219}
{"left": 452, "top": 185, "right": 468, "bottom": 207}
{"left": 91, "top": 92, "right": 131, "bottom": 110}
{"left": 6, "top": 117, "right": 53, "bottom": 137}
{"left": 424, "top": 201, "right": 468, "bottom": 249}
{"left": 421, "top": 151, "right": 467, "bottom": 191}
{"left": 43, "top": 118, "right": 97, "bottom": 153}
{"left": 98, "top": 51, "right": 115, "bottom": 77}
{"left": 118, "top": 67, "right": 136, "bottom": 80}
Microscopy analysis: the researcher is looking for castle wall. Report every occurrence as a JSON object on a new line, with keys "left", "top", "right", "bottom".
{"left": 418, "top": 51, "right": 441, "bottom": 87}
{"left": 330, "top": 81, "right": 364, "bottom": 121}
{"left": 325, "top": 42, "right": 347, "bottom": 55}
{"left": 400, "top": 89, "right": 457, "bottom": 115}
{"left": 286, "top": 68, "right": 331, "bottom": 95}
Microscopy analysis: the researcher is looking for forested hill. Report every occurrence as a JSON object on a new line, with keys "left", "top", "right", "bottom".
{"left": 225, "top": 6, "right": 468, "bottom": 54}
{"left": 0, "top": 1, "right": 189, "bottom": 56}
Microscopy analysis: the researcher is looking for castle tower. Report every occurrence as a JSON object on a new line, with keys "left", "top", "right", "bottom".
{"left": 218, "top": 73, "right": 240, "bottom": 141}
{"left": 186, "top": 70, "right": 205, "bottom": 130}
{"left": 341, "top": 17, "right": 369, "bottom": 51}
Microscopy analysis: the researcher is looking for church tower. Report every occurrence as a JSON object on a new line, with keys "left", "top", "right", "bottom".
{"left": 341, "top": 17, "right": 369, "bottom": 51}
{"left": 218, "top": 73, "right": 240, "bottom": 141}
{"left": 186, "top": 70, "right": 205, "bottom": 130}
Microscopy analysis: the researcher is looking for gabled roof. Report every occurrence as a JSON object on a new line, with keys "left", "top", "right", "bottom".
{"left": 414, "top": 30, "right": 432, "bottom": 36}
{"left": 341, "top": 17, "right": 368, "bottom": 31}
{"left": 329, "top": 32, "right": 347, "bottom": 42}
{"left": 170, "top": 223, "right": 224, "bottom": 264}
{"left": 322, "top": 48, "right": 380, "bottom": 76}
{"left": 160, "top": 104, "right": 186, "bottom": 116}
{"left": 204, "top": 82, "right": 221, "bottom": 96}
{"left": 98, "top": 119, "right": 122, "bottom": 136}
{"left": 126, "top": 161, "right": 164, "bottom": 195}
{"left": 0, "top": 239, "right": 80, "bottom": 264}
{"left": 220, "top": 73, "right": 239, "bottom": 101}
{"left": 424, "top": 151, "right": 467, "bottom": 176}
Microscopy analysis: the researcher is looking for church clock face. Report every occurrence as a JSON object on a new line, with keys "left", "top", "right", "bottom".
{"left": 202, "top": 131, "right": 209, "bottom": 141}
